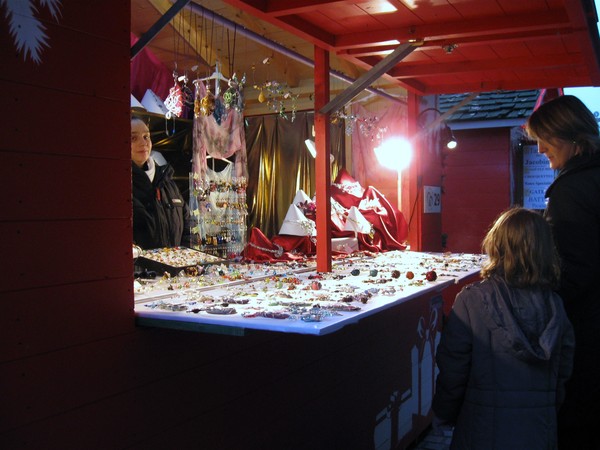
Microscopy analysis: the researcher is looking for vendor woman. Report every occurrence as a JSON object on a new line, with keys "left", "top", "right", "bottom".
{"left": 131, "top": 116, "right": 191, "bottom": 249}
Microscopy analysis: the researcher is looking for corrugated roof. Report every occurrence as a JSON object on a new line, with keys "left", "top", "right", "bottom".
{"left": 438, "top": 90, "right": 540, "bottom": 123}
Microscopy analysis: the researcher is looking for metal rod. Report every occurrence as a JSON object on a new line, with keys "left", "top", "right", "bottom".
{"left": 320, "top": 43, "right": 416, "bottom": 114}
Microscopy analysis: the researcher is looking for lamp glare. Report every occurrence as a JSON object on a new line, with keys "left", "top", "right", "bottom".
{"left": 375, "top": 137, "right": 412, "bottom": 171}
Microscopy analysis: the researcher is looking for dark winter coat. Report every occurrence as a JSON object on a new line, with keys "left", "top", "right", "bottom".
{"left": 544, "top": 151, "right": 600, "bottom": 447}
{"left": 545, "top": 152, "right": 600, "bottom": 340}
{"left": 433, "top": 276, "right": 574, "bottom": 450}
{"left": 132, "top": 160, "right": 191, "bottom": 249}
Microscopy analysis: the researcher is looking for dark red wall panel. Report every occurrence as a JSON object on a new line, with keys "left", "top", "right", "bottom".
{"left": 1, "top": 151, "right": 131, "bottom": 221}
{"left": 1, "top": 80, "right": 130, "bottom": 158}
{"left": 0, "top": 279, "right": 134, "bottom": 362}
{"left": 1, "top": 220, "right": 133, "bottom": 291}
{"left": 442, "top": 128, "right": 511, "bottom": 253}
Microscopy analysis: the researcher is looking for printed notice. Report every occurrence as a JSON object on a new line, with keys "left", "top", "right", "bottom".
{"left": 424, "top": 186, "right": 441, "bottom": 213}
{"left": 523, "top": 144, "right": 556, "bottom": 209}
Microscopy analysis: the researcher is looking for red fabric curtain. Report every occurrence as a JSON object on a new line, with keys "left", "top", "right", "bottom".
{"left": 130, "top": 33, "right": 173, "bottom": 102}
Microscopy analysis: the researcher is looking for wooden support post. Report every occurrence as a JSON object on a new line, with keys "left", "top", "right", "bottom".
{"left": 406, "top": 92, "right": 422, "bottom": 251}
{"left": 314, "top": 46, "right": 332, "bottom": 272}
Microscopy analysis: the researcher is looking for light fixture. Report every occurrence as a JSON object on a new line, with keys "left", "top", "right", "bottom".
{"left": 304, "top": 139, "right": 317, "bottom": 158}
{"left": 304, "top": 138, "right": 335, "bottom": 162}
{"left": 374, "top": 136, "right": 412, "bottom": 171}
{"left": 417, "top": 107, "right": 458, "bottom": 150}
{"left": 441, "top": 123, "right": 457, "bottom": 150}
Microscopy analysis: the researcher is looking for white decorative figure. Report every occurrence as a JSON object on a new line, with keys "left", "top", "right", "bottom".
{"left": 373, "top": 301, "right": 442, "bottom": 449}
{"left": 397, "top": 345, "right": 419, "bottom": 439}
{"left": 418, "top": 308, "right": 439, "bottom": 415}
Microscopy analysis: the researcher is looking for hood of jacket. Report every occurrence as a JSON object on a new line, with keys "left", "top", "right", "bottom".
{"left": 479, "top": 276, "right": 566, "bottom": 363}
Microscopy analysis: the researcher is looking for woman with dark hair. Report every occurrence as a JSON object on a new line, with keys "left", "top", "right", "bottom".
{"left": 432, "top": 207, "right": 574, "bottom": 450}
{"left": 526, "top": 95, "right": 600, "bottom": 449}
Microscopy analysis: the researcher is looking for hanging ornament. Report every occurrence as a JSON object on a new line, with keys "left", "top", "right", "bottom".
{"left": 331, "top": 110, "right": 342, "bottom": 125}
{"left": 200, "top": 85, "right": 215, "bottom": 116}
{"left": 164, "top": 72, "right": 183, "bottom": 118}
{"left": 223, "top": 72, "right": 245, "bottom": 111}
{"left": 178, "top": 74, "right": 194, "bottom": 108}
{"left": 234, "top": 73, "right": 246, "bottom": 112}
{"left": 223, "top": 87, "right": 236, "bottom": 109}
{"left": 213, "top": 96, "right": 225, "bottom": 125}
{"left": 193, "top": 79, "right": 202, "bottom": 118}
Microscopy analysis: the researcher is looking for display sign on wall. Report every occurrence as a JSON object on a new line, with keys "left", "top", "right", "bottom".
{"left": 423, "top": 186, "right": 441, "bottom": 213}
{"left": 523, "top": 144, "right": 556, "bottom": 209}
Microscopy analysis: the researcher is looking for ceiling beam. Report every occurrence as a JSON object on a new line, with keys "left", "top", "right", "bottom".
{"left": 415, "top": 75, "right": 595, "bottom": 96}
{"left": 388, "top": 54, "right": 585, "bottom": 79}
{"left": 338, "top": 27, "right": 575, "bottom": 57}
{"left": 275, "top": 15, "right": 337, "bottom": 47}
{"left": 220, "top": 0, "right": 337, "bottom": 48}
{"left": 264, "top": 0, "right": 346, "bottom": 16}
{"left": 334, "top": 9, "right": 569, "bottom": 49}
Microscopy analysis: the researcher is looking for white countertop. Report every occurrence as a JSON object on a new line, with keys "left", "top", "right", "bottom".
{"left": 134, "top": 251, "right": 484, "bottom": 335}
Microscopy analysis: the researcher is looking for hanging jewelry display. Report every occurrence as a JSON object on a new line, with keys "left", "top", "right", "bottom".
{"left": 190, "top": 17, "right": 248, "bottom": 259}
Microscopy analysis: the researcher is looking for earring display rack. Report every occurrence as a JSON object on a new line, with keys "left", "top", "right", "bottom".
{"left": 190, "top": 172, "right": 248, "bottom": 259}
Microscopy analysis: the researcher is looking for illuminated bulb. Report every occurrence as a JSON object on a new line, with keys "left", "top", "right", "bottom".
{"left": 374, "top": 137, "right": 412, "bottom": 171}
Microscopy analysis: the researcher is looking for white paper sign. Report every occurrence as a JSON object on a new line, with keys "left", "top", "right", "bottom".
{"left": 523, "top": 145, "right": 556, "bottom": 209}
{"left": 423, "top": 186, "right": 441, "bottom": 213}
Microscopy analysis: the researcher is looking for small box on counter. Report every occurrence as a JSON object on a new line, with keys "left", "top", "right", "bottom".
{"left": 135, "top": 247, "right": 227, "bottom": 276}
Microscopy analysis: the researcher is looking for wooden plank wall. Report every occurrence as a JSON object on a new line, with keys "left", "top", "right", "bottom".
{"left": 441, "top": 128, "right": 511, "bottom": 254}
{"left": 0, "top": 0, "right": 135, "bottom": 446}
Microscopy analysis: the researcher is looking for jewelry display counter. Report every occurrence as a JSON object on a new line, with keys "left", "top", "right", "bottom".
{"left": 132, "top": 250, "right": 483, "bottom": 449}
{"left": 134, "top": 250, "right": 484, "bottom": 336}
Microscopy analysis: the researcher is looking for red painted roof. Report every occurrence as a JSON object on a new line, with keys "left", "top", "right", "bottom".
{"left": 222, "top": 0, "right": 600, "bottom": 95}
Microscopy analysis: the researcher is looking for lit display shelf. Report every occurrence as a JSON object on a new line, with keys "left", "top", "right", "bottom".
{"left": 134, "top": 250, "right": 484, "bottom": 335}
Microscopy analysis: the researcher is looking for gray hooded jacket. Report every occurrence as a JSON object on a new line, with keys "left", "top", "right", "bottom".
{"left": 433, "top": 276, "right": 574, "bottom": 450}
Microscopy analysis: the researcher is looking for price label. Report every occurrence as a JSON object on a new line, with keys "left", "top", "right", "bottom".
{"left": 424, "top": 186, "right": 441, "bottom": 213}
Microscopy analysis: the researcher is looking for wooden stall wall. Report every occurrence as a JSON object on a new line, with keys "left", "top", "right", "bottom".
{"left": 441, "top": 127, "right": 512, "bottom": 254}
{"left": 418, "top": 132, "right": 444, "bottom": 253}
{"left": 0, "top": 0, "right": 133, "bottom": 445}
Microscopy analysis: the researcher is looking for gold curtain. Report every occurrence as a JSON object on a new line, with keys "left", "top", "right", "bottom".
{"left": 245, "top": 111, "right": 345, "bottom": 237}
